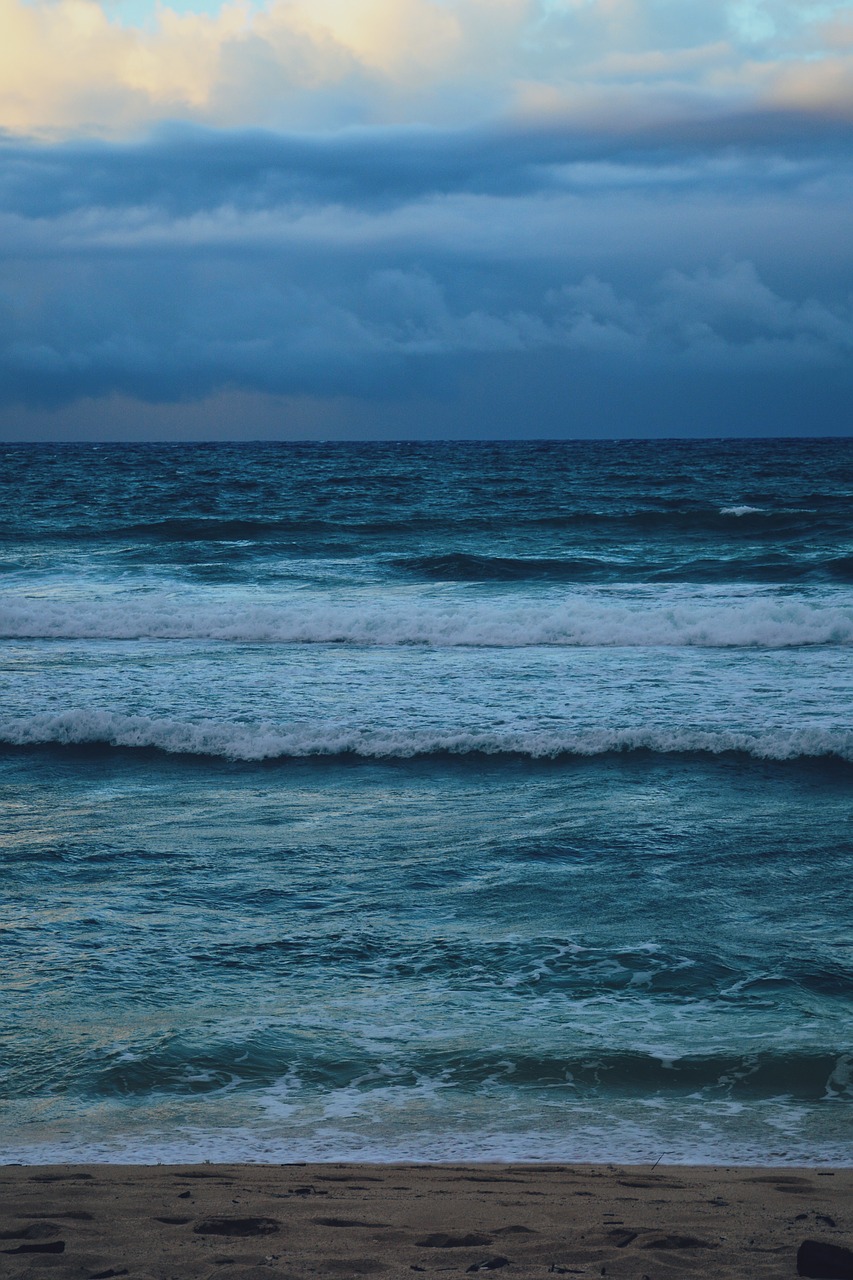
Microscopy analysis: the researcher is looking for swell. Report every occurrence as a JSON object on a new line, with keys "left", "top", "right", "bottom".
{"left": 3, "top": 505, "right": 849, "bottom": 543}
{"left": 2, "top": 712, "right": 851, "bottom": 763}
{"left": 9, "top": 1041, "right": 850, "bottom": 1103}
{"left": 4, "top": 593, "right": 853, "bottom": 647}
{"left": 394, "top": 551, "right": 853, "bottom": 584}
{"left": 175, "top": 937, "right": 853, "bottom": 1001}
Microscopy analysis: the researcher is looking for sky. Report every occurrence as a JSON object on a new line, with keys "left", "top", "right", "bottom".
{"left": 1, "top": 0, "right": 852, "bottom": 439}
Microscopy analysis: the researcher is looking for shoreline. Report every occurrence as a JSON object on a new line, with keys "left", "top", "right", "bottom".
{"left": 2, "top": 1162, "right": 851, "bottom": 1279}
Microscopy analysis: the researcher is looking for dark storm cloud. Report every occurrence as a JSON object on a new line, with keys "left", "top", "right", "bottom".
{"left": 2, "top": 111, "right": 852, "bottom": 215}
{"left": 1, "top": 113, "right": 852, "bottom": 435}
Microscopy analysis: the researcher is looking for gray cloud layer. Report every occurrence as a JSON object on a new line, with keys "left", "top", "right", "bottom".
{"left": 1, "top": 112, "right": 852, "bottom": 437}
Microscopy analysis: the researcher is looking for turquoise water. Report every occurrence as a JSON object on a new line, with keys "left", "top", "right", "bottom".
{"left": 1, "top": 439, "right": 852, "bottom": 1163}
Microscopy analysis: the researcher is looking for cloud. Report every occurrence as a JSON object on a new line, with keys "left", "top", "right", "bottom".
{"left": 554, "top": 261, "right": 853, "bottom": 365}
{"left": 0, "top": 0, "right": 852, "bottom": 137}
{"left": 1, "top": 110, "right": 851, "bottom": 228}
{"left": 1, "top": 225, "right": 850, "bottom": 408}
{"left": 0, "top": 0, "right": 524, "bottom": 136}
{"left": 0, "top": 115, "right": 851, "bottom": 436}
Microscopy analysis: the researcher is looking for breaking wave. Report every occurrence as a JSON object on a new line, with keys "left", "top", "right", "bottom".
{"left": 82, "top": 1045, "right": 853, "bottom": 1103}
{"left": 3, "top": 593, "right": 853, "bottom": 647}
{"left": 2, "top": 711, "right": 851, "bottom": 762}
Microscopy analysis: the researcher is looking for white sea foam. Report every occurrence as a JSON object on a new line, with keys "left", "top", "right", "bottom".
{"left": 1, "top": 710, "right": 850, "bottom": 762}
{"left": 2, "top": 593, "right": 852, "bottom": 647}
{"left": 720, "top": 505, "right": 765, "bottom": 516}
{"left": 2, "top": 1093, "right": 851, "bottom": 1166}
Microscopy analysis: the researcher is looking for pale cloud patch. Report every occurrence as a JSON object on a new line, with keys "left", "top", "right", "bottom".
{"left": 0, "top": 0, "right": 253, "bottom": 133}
{"left": 762, "top": 51, "right": 853, "bottom": 112}
{"left": 728, "top": 1, "right": 778, "bottom": 44}
{"left": 1, "top": 0, "right": 853, "bottom": 136}
{"left": 582, "top": 42, "right": 735, "bottom": 82}
{"left": 0, "top": 0, "right": 534, "bottom": 135}
{"left": 818, "top": 9, "right": 853, "bottom": 47}
{"left": 278, "top": 0, "right": 464, "bottom": 80}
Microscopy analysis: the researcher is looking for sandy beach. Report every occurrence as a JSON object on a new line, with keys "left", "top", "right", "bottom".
{"left": 1, "top": 1163, "right": 851, "bottom": 1280}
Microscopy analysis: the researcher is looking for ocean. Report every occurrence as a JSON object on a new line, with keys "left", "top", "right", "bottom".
{"left": 1, "top": 438, "right": 851, "bottom": 1166}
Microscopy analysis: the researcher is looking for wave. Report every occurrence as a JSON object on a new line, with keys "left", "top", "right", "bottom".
{"left": 1, "top": 712, "right": 851, "bottom": 763}
{"left": 396, "top": 552, "right": 619, "bottom": 582}
{"left": 6, "top": 505, "right": 845, "bottom": 544}
{"left": 80, "top": 1044, "right": 853, "bottom": 1102}
{"left": 8, "top": 515, "right": 448, "bottom": 542}
{"left": 394, "top": 551, "right": 853, "bottom": 584}
{"left": 3, "top": 593, "right": 853, "bottom": 647}
{"left": 183, "top": 935, "right": 853, "bottom": 1001}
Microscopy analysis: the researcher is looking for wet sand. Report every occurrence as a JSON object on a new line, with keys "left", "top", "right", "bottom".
{"left": 1, "top": 1163, "right": 851, "bottom": 1280}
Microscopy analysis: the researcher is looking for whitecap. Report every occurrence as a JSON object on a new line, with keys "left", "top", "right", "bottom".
{"left": 2, "top": 592, "right": 852, "bottom": 648}
{"left": 1, "top": 710, "right": 850, "bottom": 763}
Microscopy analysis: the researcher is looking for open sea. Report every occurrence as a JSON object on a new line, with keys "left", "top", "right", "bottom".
{"left": 1, "top": 438, "right": 852, "bottom": 1166}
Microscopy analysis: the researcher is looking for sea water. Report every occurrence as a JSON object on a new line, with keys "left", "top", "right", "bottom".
{"left": 1, "top": 438, "right": 851, "bottom": 1164}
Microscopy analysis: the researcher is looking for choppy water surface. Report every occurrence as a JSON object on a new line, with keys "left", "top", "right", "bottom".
{"left": 1, "top": 439, "right": 851, "bottom": 1163}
